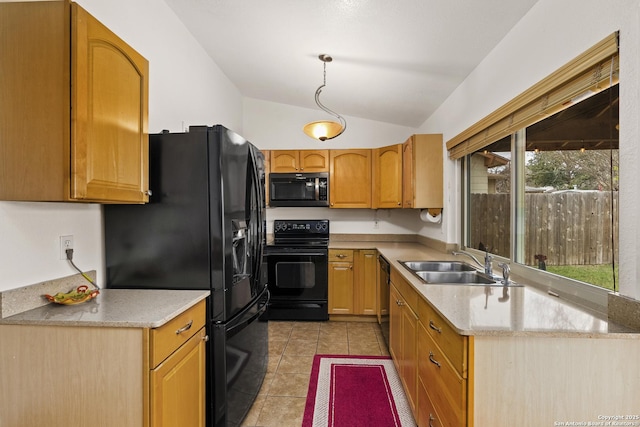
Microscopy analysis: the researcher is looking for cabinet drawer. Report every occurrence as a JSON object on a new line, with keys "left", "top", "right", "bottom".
{"left": 329, "top": 249, "right": 354, "bottom": 262}
{"left": 150, "top": 300, "right": 206, "bottom": 368}
{"left": 418, "top": 298, "right": 467, "bottom": 378}
{"left": 390, "top": 267, "right": 418, "bottom": 313}
{"left": 418, "top": 377, "right": 443, "bottom": 427}
{"left": 418, "top": 324, "right": 467, "bottom": 427}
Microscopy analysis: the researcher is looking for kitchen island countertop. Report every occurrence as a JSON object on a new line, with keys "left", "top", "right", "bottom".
{"left": 0, "top": 289, "right": 210, "bottom": 328}
{"left": 329, "top": 240, "right": 639, "bottom": 338}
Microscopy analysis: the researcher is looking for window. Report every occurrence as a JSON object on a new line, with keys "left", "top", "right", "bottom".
{"left": 465, "top": 85, "right": 619, "bottom": 293}
{"left": 450, "top": 33, "right": 619, "bottom": 311}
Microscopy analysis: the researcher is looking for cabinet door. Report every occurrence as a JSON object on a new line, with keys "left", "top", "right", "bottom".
{"left": 329, "top": 149, "right": 372, "bottom": 208}
{"left": 402, "top": 134, "right": 444, "bottom": 209}
{"left": 401, "top": 304, "right": 418, "bottom": 414}
{"left": 270, "top": 150, "right": 299, "bottom": 172}
{"left": 299, "top": 150, "right": 329, "bottom": 172}
{"left": 329, "top": 261, "right": 354, "bottom": 314}
{"left": 374, "top": 144, "right": 403, "bottom": 208}
{"left": 72, "top": 3, "right": 149, "bottom": 203}
{"left": 389, "top": 284, "right": 403, "bottom": 370}
{"left": 151, "top": 327, "right": 207, "bottom": 427}
{"left": 355, "top": 250, "right": 378, "bottom": 315}
{"left": 402, "top": 137, "right": 414, "bottom": 208}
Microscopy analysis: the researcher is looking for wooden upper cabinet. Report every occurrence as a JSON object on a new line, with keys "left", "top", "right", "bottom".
{"left": 0, "top": 1, "right": 149, "bottom": 203}
{"left": 300, "top": 150, "right": 330, "bottom": 171}
{"left": 329, "top": 149, "right": 372, "bottom": 208}
{"left": 402, "top": 134, "right": 443, "bottom": 209}
{"left": 72, "top": 4, "right": 149, "bottom": 203}
{"left": 373, "top": 144, "right": 403, "bottom": 208}
{"left": 270, "top": 150, "right": 329, "bottom": 172}
{"left": 270, "top": 150, "right": 298, "bottom": 172}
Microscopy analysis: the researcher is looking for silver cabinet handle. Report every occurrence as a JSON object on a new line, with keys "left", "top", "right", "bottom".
{"left": 144, "top": 190, "right": 153, "bottom": 196}
{"left": 429, "top": 351, "right": 441, "bottom": 368}
{"left": 336, "top": 254, "right": 347, "bottom": 259}
{"left": 429, "top": 320, "right": 442, "bottom": 333}
{"left": 175, "top": 320, "right": 193, "bottom": 335}
{"left": 429, "top": 414, "right": 435, "bottom": 427}
{"left": 202, "top": 335, "right": 210, "bottom": 342}
{"left": 396, "top": 299, "right": 404, "bottom": 306}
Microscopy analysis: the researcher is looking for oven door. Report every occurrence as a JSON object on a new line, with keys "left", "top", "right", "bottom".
{"left": 265, "top": 246, "right": 328, "bottom": 320}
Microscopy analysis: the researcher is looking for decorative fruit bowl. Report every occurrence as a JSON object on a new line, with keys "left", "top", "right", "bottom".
{"left": 44, "top": 285, "right": 100, "bottom": 305}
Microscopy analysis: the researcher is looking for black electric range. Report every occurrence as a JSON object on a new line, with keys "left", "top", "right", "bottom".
{"left": 264, "top": 219, "right": 329, "bottom": 321}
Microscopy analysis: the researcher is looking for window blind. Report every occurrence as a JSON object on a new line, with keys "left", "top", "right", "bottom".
{"left": 447, "top": 32, "right": 619, "bottom": 160}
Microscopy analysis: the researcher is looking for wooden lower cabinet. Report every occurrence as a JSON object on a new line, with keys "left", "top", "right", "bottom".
{"left": 418, "top": 320, "right": 467, "bottom": 427}
{"left": 390, "top": 268, "right": 468, "bottom": 426}
{"left": 355, "top": 249, "right": 377, "bottom": 315}
{"left": 418, "top": 378, "right": 443, "bottom": 427}
{"left": 389, "top": 279, "right": 419, "bottom": 414}
{"left": 329, "top": 249, "right": 378, "bottom": 316}
{"left": 0, "top": 300, "right": 207, "bottom": 427}
{"left": 390, "top": 267, "right": 640, "bottom": 426}
{"left": 151, "top": 329, "right": 206, "bottom": 426}
{"left": 329, "top": 249, "right": 355, "bottom": 314}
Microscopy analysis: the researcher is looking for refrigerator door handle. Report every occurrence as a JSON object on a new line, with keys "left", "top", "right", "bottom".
{"left": 249, "top": 146, "right": 266, "bottom": 287}
{"left": 226, "top": 288, "right": 269, "bottom": 335}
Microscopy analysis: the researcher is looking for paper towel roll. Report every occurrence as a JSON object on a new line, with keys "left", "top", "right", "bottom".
{"left": 420, "top": 209, "right": 442, "bottom": 223}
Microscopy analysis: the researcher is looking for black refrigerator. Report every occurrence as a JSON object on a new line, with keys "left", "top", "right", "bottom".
{"left": 104, "top": 125, "right": 269, "bottom": 427}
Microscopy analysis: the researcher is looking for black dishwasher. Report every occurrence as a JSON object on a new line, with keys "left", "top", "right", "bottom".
{"left": 378, "top": 255, "right": 390, "bottom": 347}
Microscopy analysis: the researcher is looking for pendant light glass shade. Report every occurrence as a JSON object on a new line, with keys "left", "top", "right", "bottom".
{"left": 303, "top": 120, "right": 344, "bottom": 141}
{"left": 303, "top": 54, "right": 346, "bottom": 141}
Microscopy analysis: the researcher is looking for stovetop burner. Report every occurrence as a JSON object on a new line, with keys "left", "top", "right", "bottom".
{"left": 272, "top": 219, "right": 329, "bottom": 247}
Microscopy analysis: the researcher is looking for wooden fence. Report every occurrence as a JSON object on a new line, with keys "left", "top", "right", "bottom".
{"left": 469, "top": 192, "right": 618, "bottom": 266}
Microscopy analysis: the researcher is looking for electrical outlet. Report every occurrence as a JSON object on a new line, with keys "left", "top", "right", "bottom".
{"left": 373, "top": 220, "right": 379, "bottom": 229}
{"left": 59, "top": 235, "right": 74, "bottom": 260}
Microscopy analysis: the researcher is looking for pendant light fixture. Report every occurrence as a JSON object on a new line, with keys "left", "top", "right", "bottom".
{"left": 303, "top": 54, "right": 347, "bottom": 141}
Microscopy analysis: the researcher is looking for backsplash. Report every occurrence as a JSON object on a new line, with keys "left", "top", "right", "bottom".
{"left": 0, "top": 271, "right": 97, "bottom": 319}
{"left": 608, "top": 293, "right": 640, "bottom": 331}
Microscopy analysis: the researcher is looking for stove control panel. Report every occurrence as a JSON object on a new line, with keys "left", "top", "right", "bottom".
{"left": 273, "top": 219, "right": 329, "bottom": 237}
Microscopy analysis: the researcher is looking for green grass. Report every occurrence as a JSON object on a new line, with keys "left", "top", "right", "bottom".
{"left": 544, "top": 264, "right": 618, "bottom": 291}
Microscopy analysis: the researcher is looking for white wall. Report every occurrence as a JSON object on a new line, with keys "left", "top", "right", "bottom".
{"left": 242, "top": 98, "right": 417, "bottom": 150}
{"left": 265, "top": 207, "right": 422, "bottom": 236}
{"left": 242, "top": 98, "right": 425, "bottom": 236}
{"left": 0, "top": 0, "right": 243, "bottom": 292}
{"left": 418, "top": 0, "right": 640, "bottom": 299}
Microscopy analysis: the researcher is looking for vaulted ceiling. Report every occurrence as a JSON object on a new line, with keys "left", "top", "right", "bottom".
{"left": 163, "top": 0, "right": 539, "bottom": 128}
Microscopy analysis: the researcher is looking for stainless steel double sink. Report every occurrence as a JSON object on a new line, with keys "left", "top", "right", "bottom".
{"left": 399, "top": 260, "right": 521, "bottom": 286}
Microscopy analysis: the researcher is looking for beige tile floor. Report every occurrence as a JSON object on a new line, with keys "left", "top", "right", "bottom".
{"left": 240, "top": 320, "right": 390, "bottom": 427}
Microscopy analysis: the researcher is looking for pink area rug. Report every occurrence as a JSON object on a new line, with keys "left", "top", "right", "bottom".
{"left": 302, "top": 355, "right": 416, "bottom": 427}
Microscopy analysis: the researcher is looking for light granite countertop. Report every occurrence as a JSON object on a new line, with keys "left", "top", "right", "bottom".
{"left": 0, "top": 289, "right": 209, "bottom": 328}
{"left": 330, "top": 240, "right": 640, "bottom": 338}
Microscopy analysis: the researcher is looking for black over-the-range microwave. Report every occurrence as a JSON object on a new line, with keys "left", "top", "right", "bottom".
{"left": 269, "top": 172, "right": 329, "bottom": 207}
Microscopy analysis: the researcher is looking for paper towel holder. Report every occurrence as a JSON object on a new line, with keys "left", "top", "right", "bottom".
{"left": 420, "top": 208, "right": 442, "bottom": 223}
